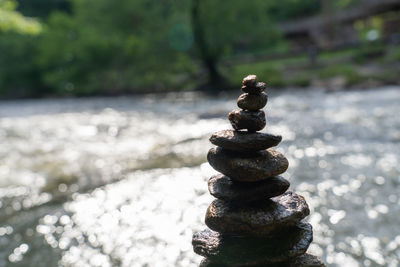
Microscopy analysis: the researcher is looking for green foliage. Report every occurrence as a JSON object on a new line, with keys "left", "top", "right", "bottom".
{"left": 37, "top": 0, "right": 196, "bottom": 95}
{"left": 0, "top": 0, "right": 41, "bottom": 34}
{"left": 16, "top": 0, "right": 70, "bottom": 18}
{"left": 289, "top": 73, "right": 311, "bottom": 87}
{"left": 266, "top": 0, "right": 321, "bottom": 21}
{"left": 0, "top": 33, "right": 43, "bottom": 96}
{"left": 318, "top": 64, "right": 365, "bottom": 85}
{"left": 195, "top": 0, "right": 281, "bottom": 58}
{"left": 1, "top": 0, "right": 389, "bottom": 97}
{"left": 318, "top": 64, "right": 356, "bottom": 79}
{"left": 353, "top": 43, "right": 385, "bottom": 63}
{"left": 390, "top": 46, "right": 400, "bottom": 62}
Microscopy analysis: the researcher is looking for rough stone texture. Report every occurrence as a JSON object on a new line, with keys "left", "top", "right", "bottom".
{"left": 242, "top": 75, "right": 258, "bottom": 87}
{"left": 228, "top": 109, "right": 266, "bottom": 132}
{"left": 209, "top": 130, "right": 281, "bottom": 152}
{"left": 241, "top": 82, "right": 266, "bottom": 94}
{"left": 192, "top": 222, "right": 313, "bottom": 266}
{"left": 237, "top": 92, "right": 268, "bottom": 111}
{"left": 207, "top": 147, "right": 289, "bottom": 182}
{"left": 205, "top": 191, "right": 309, "bottom": 235}
{"left": 289, "top": 254, "right": 326, "bottom": 267}
{"left": 208, "top": 174, "right": 290, "bottom": 202}
{"left": 199, "top": 254, "right": 325, "bottom": 267}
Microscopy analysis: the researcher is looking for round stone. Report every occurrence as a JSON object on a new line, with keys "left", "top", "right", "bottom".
{"left": 242, "top": 75, "right": 257, "bottom": 87}
{"left": 209, "top": 130, "right": 281, "bottom": 152}
{"left": 207, "top": 147, "right": 289, "bottom": 182}
{"left": 192, "top": 222, "right": 313, "bottom": 266}
{"left": 237, "top": 92, "right": 268, "bottom": 111}
{"left": 228, "top": 109, "right": 266, "bottom": 132}
{"left": 199, "top": 254, "right": 325, "bottom": 267}
{"left": 241, "top": 82, "right": 266, "bottom": 94}
{"left": 208, "top": 174, "right": 290, "bottom": 202}
{"left": 205, "top": 191, "right": 310, "bottom": 235}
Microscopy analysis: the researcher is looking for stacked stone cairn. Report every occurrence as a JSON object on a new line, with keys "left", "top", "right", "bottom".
{"left": 192, "top": 75, "right": 325, "bottom": 267}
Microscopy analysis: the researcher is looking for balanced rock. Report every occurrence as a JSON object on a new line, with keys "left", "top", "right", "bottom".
{"left": 192, "top": 74, "right": 324, "bottom": 267}
{"left": 237, "top": 92, "right": 268, "bottom": 111}
{"left": 192, "top": 222, "right": 313, "bottom": 266}
{"left": 241, "top": 82, "right": 266, "bottom": 94}
{"left": 228, "top": 109, "right": 266, "bottom": 132}
{"left": 242, "top": 75, "right": 258, "bottom": 87}
{"left": 208, "top": 174, "right": 289, "bottom": 202}
{"left": 210, "top": 130, "right": 281, "bottom": 152}
{"left": 207, "top": 147, "right": 289, "bottom": 182}
{"left": 205, "top": 191, "right": 309, "bottom": 235}
{"left": 199, "top": 253, "right": 325, "bottom": 267}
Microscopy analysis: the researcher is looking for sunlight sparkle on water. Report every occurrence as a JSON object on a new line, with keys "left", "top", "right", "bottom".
{"left": 0, "top": 89, "right": 399, "bottom": 266}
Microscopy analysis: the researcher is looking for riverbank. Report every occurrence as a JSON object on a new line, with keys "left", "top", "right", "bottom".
{"left": 223, "top": 44, "right": 400, "bottom": 91}
{"left": 1, "top": 44, "right": 399, "bottom": 100}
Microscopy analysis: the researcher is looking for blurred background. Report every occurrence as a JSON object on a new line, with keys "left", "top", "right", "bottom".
{"left": 0, "top": 0, "right": 400, "bottom": 266}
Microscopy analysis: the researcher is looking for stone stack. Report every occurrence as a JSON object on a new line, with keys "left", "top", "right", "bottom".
{"left": 192, "top": 75, "right": 325, "bottom": 267}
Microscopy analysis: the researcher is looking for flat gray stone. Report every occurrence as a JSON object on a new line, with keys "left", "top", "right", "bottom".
{"left": 237, "top": 92, "right": 268, "bottom": 111}
{"left": 205, "top": 191, "right": 310, "bottom": 235}
{"left": 228, "top": 109, "right": 266, "bottom": 132}
{"left": 208, "top": 174, "right": 290, "bottom": 202}
{"left": 209, "top": 130, "right": 281, "bottom": 152}
{"left": 192, "top": 222, "right": 313, "bottom": 266}
{"left": 207, "top": 147, "right": 289, "bottom": 182}
{"left": 199, "top": 253, "right": 325, "bottom": 267}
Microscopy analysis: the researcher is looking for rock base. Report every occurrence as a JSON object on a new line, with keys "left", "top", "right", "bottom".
{"left": 199, "top": 253, "right": 326, "bottom": 267}
{"left": 192, "top": 222, "right": 313, "bottom": 266}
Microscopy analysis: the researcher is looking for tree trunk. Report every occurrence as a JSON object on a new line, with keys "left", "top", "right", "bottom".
{"left": 191, "top": 0, "right": 226, "bottom": 91}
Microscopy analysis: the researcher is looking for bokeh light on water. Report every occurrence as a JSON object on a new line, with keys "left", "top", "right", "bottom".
{"left": 0, "top": 88, "right": 399, "bottom": 266}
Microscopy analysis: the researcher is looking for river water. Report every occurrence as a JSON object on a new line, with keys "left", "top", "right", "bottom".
{"left": 0, "top": 87, "right": 399, "bottom": 267}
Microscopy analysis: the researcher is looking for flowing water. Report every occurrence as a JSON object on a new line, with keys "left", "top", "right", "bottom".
{"left": 0, "top": 87, "right": 399, "bottom": 267}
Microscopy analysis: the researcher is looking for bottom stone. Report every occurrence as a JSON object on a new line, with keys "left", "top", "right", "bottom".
{"left": 199, "top": 253, "right": 325, "bottom": 267}
{"left": 192, "top": 222, "right": 313, "bottom": 266}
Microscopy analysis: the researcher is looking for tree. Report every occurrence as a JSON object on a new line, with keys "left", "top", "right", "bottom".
{"left": 37, "top": 0, "right": 195, "bottom": 95}
{"left": 16, "top": 0, "right": 70, "bottom": 18}
{"left": 190, "top": 0, "right": 283, "bottom": 90}
{"left": 0, "top": 0, "right": 41, "bottom": 34}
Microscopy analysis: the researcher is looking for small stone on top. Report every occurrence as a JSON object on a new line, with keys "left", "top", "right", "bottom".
{"left": 242, "top": 74, "right": 258, "bottom": 87}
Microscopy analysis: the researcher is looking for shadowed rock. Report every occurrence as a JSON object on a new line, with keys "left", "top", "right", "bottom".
{"left": 199, "top": 253, "right": 325, "bottom": 267}
{"left": 208, "top": 174, "right": 290, "bottom": 202}
{"left": 241, "top": 82, "right": 266, "bottom": 94}
{"left": 207, "top": 147, "right": 289, "bottom": 182}
{"left": 209, "top": 130, "right": 281, "bottom": 152}
{"left": 237, "top": 92, "right": 268, "bottom": 111}
{"left": 192, "top": 222, "right": 313, "bottom": 266}
{"left": 205, "top": 191, "right": 309, "bottom": 235}
{"left": 228, "top": 109, "right": 266, "bottom": 132}
{"left": 289, "top": 253, "right": 326, "bottom": 267}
